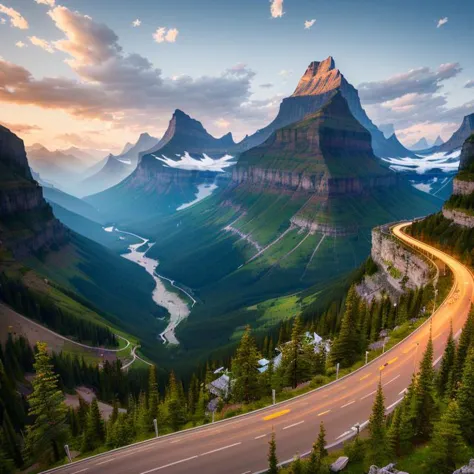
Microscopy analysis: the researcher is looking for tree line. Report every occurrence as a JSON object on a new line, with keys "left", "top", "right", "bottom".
{"left": 0, "top": 272, "right": 118, "bottom": 347}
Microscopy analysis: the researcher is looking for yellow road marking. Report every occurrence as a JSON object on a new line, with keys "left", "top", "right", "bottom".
{"left": 433, "top": 333, "right": 441, "bottom": 340}
{"left": 359, "top": 373, "right": 371, "bottom": 381}
{"left": 318, "top": 410, "right": 331, "bottom": 417}
{"left": 263, "top": 409, "right": 290, "bottom": 421}
{"left": 388, "top": 357, "right": 398, "bottom": 365}
{"left": 402, "top": 346, "right": 415, "bottom": 354}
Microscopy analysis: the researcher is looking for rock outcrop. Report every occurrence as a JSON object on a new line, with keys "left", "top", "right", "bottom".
{"left": 238, "top": 57, "right": 415, "bottom": 159}
{"left": 442, "top": 134, "right": 474, "bottom": 228}
{"left": 233, "top": 92, "right": 396, "bottom": 195}
{"left": 454, "top": 459, "right": 474, "bottom": 474}
{"left": 0, "top": 125, "right": 67, "bottom": 258}
{"left": 371, "top": 227, "right": 431, "bottom": 291}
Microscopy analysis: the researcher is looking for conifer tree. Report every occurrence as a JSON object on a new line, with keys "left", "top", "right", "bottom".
{"left": 267, "top": 431, "right": 278, "bottom": 474}
{"left": 457, "top": 348, "right": 474, "bottom": 443}
{"left": 367, "top": 380, "right": 387, "bottom": 465}
{"left": 136, "top": 391, "right": 150, "bottom": 436}
{"left": 413, "top": 333, "right": 436, "bottom": 440}
{"left": 315, "top": 421, "right": 328, "bottom": 460}
{"left": 428, "top": 400, "right": 466, "bottom": 474}
{"left": 232, "top": 326, "right": 261, "bottom": 402}
{"left": 453, "top": 310, "right": 474, "bottom": 388}
{"left": 0, "top": 428, "right": 15, "bottom": 474}
{"left": 166, "top": 372, "right": 186, "bottom": 431}
{"left": 290, "top": 454, "right": 302, "bottom": 474}
{"left": 25, "top": 343, "right": 68, "bottom": 464}
{"left": 437, "top": 322, "right": 456, "bottom": 398}
{"left": 148, "top": 365, "right": 159, "bottom": 422}
{"left": 81, "top": 398, "right": 105, "bottom": 452}
{"left": 331, "top": 286, "right": 360, "bottom": 368}
{"left": 387, "top": 405, "right": 402, "bottom": 458}
{"left": 280, "top": 317, "right": 312, "bottom": 388}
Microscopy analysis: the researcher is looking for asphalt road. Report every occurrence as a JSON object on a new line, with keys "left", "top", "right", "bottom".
{"left": 46, "top": 222, "right": 474, "bottom": 474}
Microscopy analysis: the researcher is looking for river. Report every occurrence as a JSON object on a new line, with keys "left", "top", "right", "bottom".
{"left": 103, "top": 226, "right": 195, "bottom": 344}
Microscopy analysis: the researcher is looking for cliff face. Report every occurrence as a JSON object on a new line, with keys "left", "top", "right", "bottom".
{"left": 435, "top": 114, "right": 474, "bottom": 153}
{"left": 371, "top": 228, "right": 431, "bottom": 290}
{"left": 442, "top": 134, "right": 474, "bottom": 228}
{"left": 238, "top": 57, "right": 415, "bottom": 158}
{"left": 0, "top": 125, "right": 67, "bottom": 258}
{"left": 233, "top": 93, "right": 396, "bottom": 195}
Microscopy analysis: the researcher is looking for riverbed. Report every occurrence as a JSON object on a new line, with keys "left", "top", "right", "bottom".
{"left": 103, "top": 226, "right": 193, "bottom": 344}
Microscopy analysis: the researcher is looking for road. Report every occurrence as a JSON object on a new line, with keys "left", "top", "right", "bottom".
{"left": 45, "top": 222, "right": 474, "bottom": 474}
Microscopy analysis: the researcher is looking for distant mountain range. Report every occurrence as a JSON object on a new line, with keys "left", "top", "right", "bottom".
{"left": 80, "top": 132, "right": 159, "bottom": 197}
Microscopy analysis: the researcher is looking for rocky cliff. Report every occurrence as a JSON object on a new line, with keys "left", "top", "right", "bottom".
{"left": 370, "top": 227, "right": 431, "bottom": 292}
{"left": 429, "top": 113, "right": 474, "bottom": 154}
{"left": 233, "top": 92, "right": 396, "bottom": 195}
{"left": 238, "top": 57, "right": 415, "bottom": 158}
{"left": 442, "top": 134, "right": 474, "bottom": 228}
{"left": 0, "top": 125, "right": 67, "bottom": 258}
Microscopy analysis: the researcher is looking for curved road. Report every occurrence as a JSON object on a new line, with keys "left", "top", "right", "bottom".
{"left": 45, "top": 222, "right": 474, "bottom": 474}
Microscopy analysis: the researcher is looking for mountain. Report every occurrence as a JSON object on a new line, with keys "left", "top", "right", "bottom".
{"left": 25, "top": 144, "right": 89, "bottom": 192}
{"left": 0, "top": 127, "right": 67, "bottom": 258}
{"left": 425, "top": 113, "right": 474, "bottom": 154}
{"left": 60, "top": 146, "right": 105, "bottom": 164}
{"left": 0, "top": 124, "right": 166, "bottom": 344}
{"left": 131, "top": 94, "right": 441, "bottom": 366}
{"left": 86, "top": 111, "right": 236, "bottom": 223}
{"left": 409, "top": 137, "right": 430, "bottom": 151}
{"left": 80, "top": 132, "right": 159, "bottom": 197}
{"left": 238, "top": 57, "right": 415, "bottom": 159}
{"left": 433, "top": 135, "right": 444, "bottom": 147}
{"left": 42, "top": 185, "right": 104, "bottom": 224}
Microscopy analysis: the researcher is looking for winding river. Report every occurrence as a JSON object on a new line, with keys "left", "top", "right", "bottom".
{"left": 104, "top": 227, "right": 195, "bottom": 344}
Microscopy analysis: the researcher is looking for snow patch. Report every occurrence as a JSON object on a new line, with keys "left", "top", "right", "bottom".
{"left": 177, "top": 183, "right": 218, "bottom": 210}
{"left": 152, "top": 152, "right": 235, "bottom": 172}
{"left": 382, "top": 149, "right": 461, "bottom": 174}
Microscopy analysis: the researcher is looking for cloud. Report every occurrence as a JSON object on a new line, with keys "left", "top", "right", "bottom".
{"left": 55, "top": 132, "right": 117, "bottom": 150}
{"left": 270, "top": 0, "right": 284, "bottom": 18}
{"left": 304, "top": 19, "right": 316, "bottom": 29}
{"left": 0, "top": 18, "right": 5, "bottom": 25}
{"left": 15, "top": 41, "right": 27, "bottom": 48}
{"left": 153, "top": 27, "right": 179, "bottom": 43}
{"left": 29, "top": 36, "right": 55, "bottom": 53}
{"left": 278, "top": 69, "right": 292, "bottom": 78}
{"left": 35, "top": 0, "right": 56, "bottom": 6}
{"left": 0, "top": 6, "right": 260, "bottom": 139}
{"left": 132, "top": 19, "right": 141, "bottom": 27}
{"left": 465, "top": 80, "right": 474, "bottom": 89}
{"left": 358, "top": 62, "right": 462, "bottom": 104}
{"left": 0, "top": 121, "right": 42, "bottom": 134}
{"left": 0, "top": 4, "right": 29, "bottom": 29}
{"left": 214, "top": 118, "right": 230, "bottom": 129}
{"left": 260, "top": 83, "right": 274, "bottom": 88}
{"left": 437, "top": 17, "right": 448, "bottom": 28}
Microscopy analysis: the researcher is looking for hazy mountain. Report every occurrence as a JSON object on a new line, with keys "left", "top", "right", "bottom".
{"left": 433, "top": 135, "right": 444, "bottom": 147}
{"left": 423, "top": 114, "right": 474, "bottom": 154}
{"left": 80, "top": 132, "right": 159, "bottom": 197}
{"left": 237, "top": 57, "right": 415, "bottom": 158}
{"left": 409, "top": 137, "right": 430, "bottom": 151}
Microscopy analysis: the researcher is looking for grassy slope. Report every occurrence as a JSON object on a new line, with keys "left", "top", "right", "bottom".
{"left": 24, "top": 232, "right": 167, "bottom": 343}
{"left": 132, "top": 179, "right": 441, "bottom": 373}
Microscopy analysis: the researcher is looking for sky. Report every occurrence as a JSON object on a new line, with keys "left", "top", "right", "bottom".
{"left": 0, "top": 0, "right": 473, "bottom": 152}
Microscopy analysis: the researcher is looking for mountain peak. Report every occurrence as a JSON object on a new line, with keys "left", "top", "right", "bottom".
{"left": 291, "top": 56, "right": 342, "bottom": 97}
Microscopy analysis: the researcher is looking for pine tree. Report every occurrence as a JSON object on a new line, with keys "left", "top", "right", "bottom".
{"left": 25, "top": 343, "right": 68, "bottom": 464}
{"left": 280, "top": 317, "right": 312, "bottom": 388}
{"left": 232, "top": 326, "right": 261, "bottom": 402}
{"left": 0, "top": 428, "right": 15, "bottom": 474}
{"left": 367, "top": 380, "right": 387, "bottom": 466}
{"left": 331, "top": 286, "right": 360, "bottom": 368}
{"left": 387, "top": 405, "right": 402, "bottom": 458}
{"left": 315, "top": 421, "right": 328, "bottom": 460}
{"left": 457, "top": 348, "right": 474, "bottom": 443}
{"left": 267, "top": 431, "right": 278, "bottom": 474}
{"left": 136, "top": 391, "right": 150, "bottom": 436}
{"left": 290, "top": 454, "right": 302, "bottom": 474}
{"left": 81, "top": 398, "right": 105, "bottom": 452}
{"left": 166, "top": 372, "right": 186, "bottom": 431}
{"left": 398, "top": 377, "right": 416, "bottom": 455}
{"left": 453, "top": 310, "right": 474, "bottom": 389}
{"left": 428, "top": 400, "right": 466, "bottom": 474}
{"left": 413, "top": 333, "right": 436, "bottom": 440}
{"left": 148, "top": 365, "right": 159, "bottom": 422}
{"left": 437, "top": 322, "right": 456, "bottom": 398}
